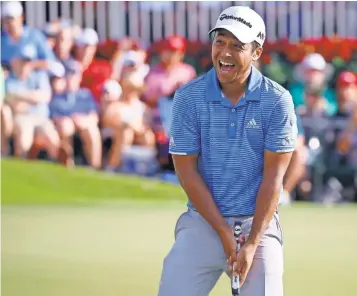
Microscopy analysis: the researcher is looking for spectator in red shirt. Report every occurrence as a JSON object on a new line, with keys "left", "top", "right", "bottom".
{"left": 142, "top": 35, "right": 196, "bottom": 108}
{"left": 73, "top": 28, "right": 112, "bottom": 103}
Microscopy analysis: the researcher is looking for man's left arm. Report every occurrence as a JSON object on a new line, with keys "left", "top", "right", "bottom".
{"left": 234, "top": 91, "right": 297, "bottom": 285}
{"left": 248, "top": 91, "right": 297, "bottom": 246}
{"left": 29, "top": 30, "right": 56, "bottom": 71}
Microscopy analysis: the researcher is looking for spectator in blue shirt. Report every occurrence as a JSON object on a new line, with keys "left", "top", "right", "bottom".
{"left": 5, "top": 46, "right": 60, "bottom": 159}
{"left": 50, "top": 60, "right": 102, "bottom": 169}
{"left": 282, "top": 112, "right": 308, "bottom": 203}
{"left": 1, "top": 67, "right": 14, "bottom": 155}
{"left": 1, "top": 1, "right": 55, "bottom": 71}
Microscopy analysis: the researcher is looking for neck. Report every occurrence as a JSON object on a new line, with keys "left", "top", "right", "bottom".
{"left": 160, "top": 61, "right": 177, "bottom": 71}
{"left": 220, "top": 67, "right": 251, "bottom": 103}
{"left": 9, "top": 27, "right": 23, "bottom": 40}
{"left": 13, "top": 70, "right": 26, "bottom": 80}
{"left": 122, "top": 91, "right": 138, "bottom": 102}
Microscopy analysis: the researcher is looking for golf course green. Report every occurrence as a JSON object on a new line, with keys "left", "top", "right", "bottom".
{"left": 2, "top": 159, "right": 357, "bottom": 296}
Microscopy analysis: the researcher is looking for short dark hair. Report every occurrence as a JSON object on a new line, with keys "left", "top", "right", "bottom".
{"left": 251, "top": 41, "right": 261, "bottom": 52}
{"left": 211, "top": 30, "right": 261, "bottom": 51}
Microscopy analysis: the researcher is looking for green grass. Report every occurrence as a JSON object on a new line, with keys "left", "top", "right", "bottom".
{"left": 2, "top": 159, "right": 357, "bottom": 296}
{"left": 1, "top": 159, "right": 185, "bottom": 205}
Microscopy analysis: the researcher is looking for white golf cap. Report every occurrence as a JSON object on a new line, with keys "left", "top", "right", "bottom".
{"left": 76, "top": 28, "right": 99, "bottom": 46}
{"left": 293, "top": 53, "right": 334, "bottom": 82}
{"left": 123, "top": 50, "right": 142, "bottom": 66}
{"left": 49, "top": 61, "right": 66, "bottom": 78}
{"left": 103, "top": 80, "right": 122, "bottom": 97}
{"left": 1, "top": 1, "right": 23, "bottom": 18}
{"left": 301, "top": 53, "right": 327, "bottom": 71}
{"left": 209, "top": 6, "right": 266, "bottom": 46}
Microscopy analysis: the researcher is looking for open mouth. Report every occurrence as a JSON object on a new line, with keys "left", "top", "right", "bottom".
{"left": 219, "top": 60, "right": 235, "bottom": 72}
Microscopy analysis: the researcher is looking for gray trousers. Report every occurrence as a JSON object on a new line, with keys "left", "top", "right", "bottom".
{"left": 158, "top": 209, "right": 284, "bottom": 296}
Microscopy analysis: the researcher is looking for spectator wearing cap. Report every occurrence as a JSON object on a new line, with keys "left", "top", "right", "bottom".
{"left": 101, "top": 67, "right": 154, "bottom": 170}
{"left": 1, "top": 1, "right": 55, "bottom": 72}
{"left": 53, "top": 21, "right": 77, "bottom": 70}
{"left": 111, "top": 46, "right": 148, "bottom": 81}
{"left": 325, "top": 71, "right": 357, "bottom": 176}
{"left": 4, "top": 47, "right": 60, "bottom": 160}
{"left": 50, "top": 59, "right": 102, "bottom": 169}
{"left": 100, "top": 79, "right": 122, "bottom": 110}
{"left": 73, "top": 28, "right": 112, "bottom": 103}
{"left": 290, "top": 53, "right": 337, "bottom": 116}
{"left": 42, "top": 20, "right": 62, "bottom": 50}
{"left": 142, "top": 35, "right": 196, "bottom": 108}
{"left": 335, "top": 71, "right": 357, "bottom": 117}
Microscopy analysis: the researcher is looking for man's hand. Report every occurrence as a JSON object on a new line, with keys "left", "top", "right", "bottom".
{"left": 230, "top": 242, "right": 257, "bottom": 286}
{"left": 218, "top": 225, "right": 237, "bottom": 261}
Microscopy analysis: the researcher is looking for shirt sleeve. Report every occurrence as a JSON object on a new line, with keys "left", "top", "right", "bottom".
{"left": 35, "top": 30, "right": 55, "bottom": 61}
{"left": 35, "top": 72, "right": 51, "bottom": 92}
{"left": 169, "top": 90, "right": 200, "bottom": 155}
{"left": 265, "top": 91, "right": 298, "bottom": 153}
{"left": 84, "top": 89, "right": 98, "bottom": 113}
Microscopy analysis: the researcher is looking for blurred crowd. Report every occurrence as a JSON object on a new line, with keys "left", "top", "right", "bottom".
{"left": 1, "top": 1, "right": 357, "bottom": 204}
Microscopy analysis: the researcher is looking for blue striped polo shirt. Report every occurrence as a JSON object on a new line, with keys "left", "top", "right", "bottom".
{"left": 169, "top": 66, "right": 298, "bottom": 216}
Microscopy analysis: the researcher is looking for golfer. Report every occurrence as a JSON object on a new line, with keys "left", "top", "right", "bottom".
{"left": 158, "top": 6, "right": 297, "bottom": 296}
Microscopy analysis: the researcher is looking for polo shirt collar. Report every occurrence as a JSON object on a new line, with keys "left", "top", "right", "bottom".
{"left": 205, "top": 65, "right": 262, "bottom": 103}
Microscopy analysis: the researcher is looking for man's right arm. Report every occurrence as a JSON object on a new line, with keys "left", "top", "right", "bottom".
{"left": 172, "top": 154, "right": 229, "bottom": 235}
{"left": 169, "top": 90, "right": 233, "bottom": 249}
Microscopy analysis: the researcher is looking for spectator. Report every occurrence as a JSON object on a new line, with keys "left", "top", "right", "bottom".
{"left": 1, "top": 1, "right": 55, "bottom": 71}
{"left": 142, "top": 35, "right": 196, "bottom": 108}
{"left": 282, "top": 113, "right": 308, "bottom": 203}
{"left": 73, "top": 28, "right": 112, "bottom": 103}
{"left": 110, "top": 38, "right": 145, "bottom": 81}
{"left": 42, "top": 20, "right": 62, "bottom": 50}
{"left": 100, "top": 79, "right": 122, "bottom": 111}
{"left": 324, "top": 71, "right": 357, "bottom": 169}
{"left": 335, "top": 71, "right": 357, "bottom": 117}
{"left": 1, "top": 67, "right": 13, "bottom": 156}
{"left": 291, "top": 53, "right": 337, "bottom": 116}
{"left": 116, "top": 49, "right": 149, "bottom": 82}
{"left": 5, "top": 47, "right": 60, "bottom": 159}
{"left": 101, "top": 66, "right": 154, "bottom": 170}
{"left": 50, "top": 60, "right": 102, "bottom": 169}
{"left": 54, "top": 21, "right": 76, "bottom": 68}
{"left": 155, "top": 84, "right": 181, "bottom": 171}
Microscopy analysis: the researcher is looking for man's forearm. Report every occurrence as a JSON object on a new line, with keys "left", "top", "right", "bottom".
{"left": 30, "top": 60, "right": 50, "bottom": 71}
{"left": 177, "top": 169, "right": 228, "bottom": 234}
{"left": 7, "top": 91, "right": 50, "bottom": 104}
{"left": 247, "top": 179, "right": 281, "bottom": 247}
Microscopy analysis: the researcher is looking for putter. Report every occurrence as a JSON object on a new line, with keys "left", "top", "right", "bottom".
{"left": 231, "top": 221, "right": 243, "bottom": 296}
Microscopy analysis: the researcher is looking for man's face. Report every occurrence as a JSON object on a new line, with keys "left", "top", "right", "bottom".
{"left": 338, "top": 85, "right": 357, "bottom": 110}
{"left": 160, "top": 50, "right": 183, "bottom": 66}
{"left": 56, "top": 28, "right": 73, "bottom": 58}
{"left": 2, "top": 15, "right": 23, "bottom": 35}
{"left": 211, "top": 29, "right": 261, "bottom": 85}
{"left": 304, "top": 68, "right": 325, "bottom": 88}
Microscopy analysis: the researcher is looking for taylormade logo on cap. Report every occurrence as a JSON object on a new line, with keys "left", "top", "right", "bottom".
{"left": 209, "top": 6, "right": 266, "bottom": 46}
{"left": 219, "top": 14, "right": 252, "bottom": 28}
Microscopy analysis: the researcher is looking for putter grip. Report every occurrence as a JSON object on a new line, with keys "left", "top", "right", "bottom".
{"left": 231, "top": 274, "right": 240, "bottom": 295}
{"left": 231, "top": 222, "right": 242, "bottom": 296}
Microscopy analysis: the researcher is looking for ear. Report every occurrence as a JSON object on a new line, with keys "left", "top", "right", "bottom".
{"left": 252, "top": 47, "right": 263, "bottom": 61}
